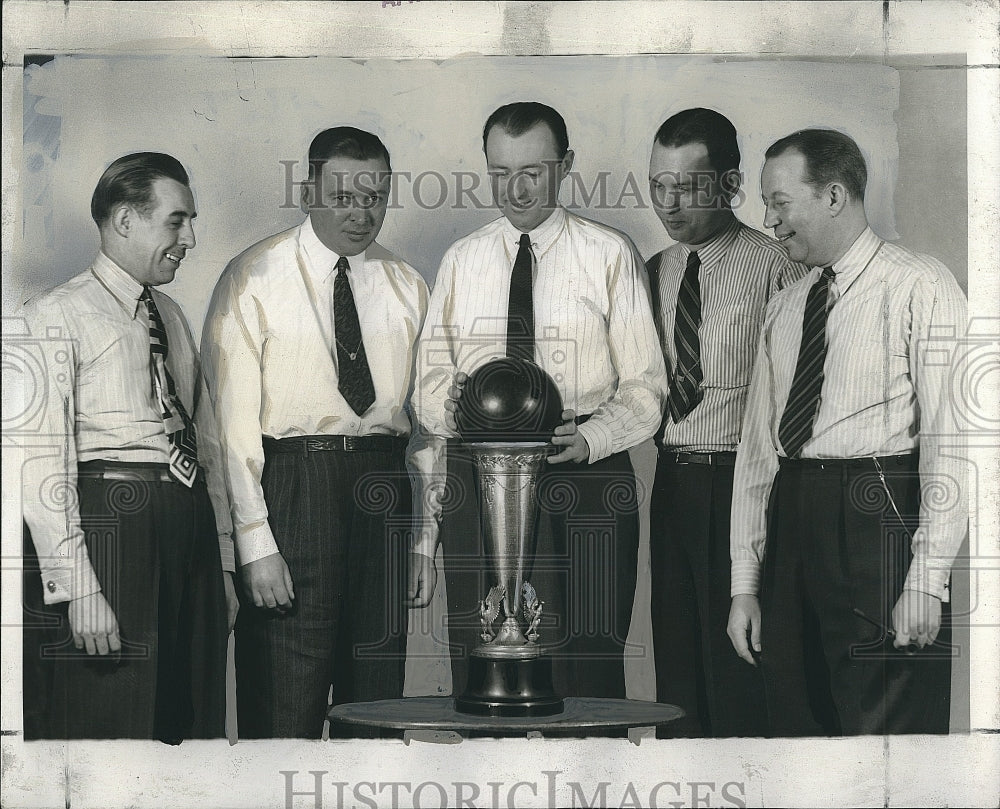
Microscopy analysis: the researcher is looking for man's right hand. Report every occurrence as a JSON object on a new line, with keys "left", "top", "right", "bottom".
{"left": 442, "top": 371, "right": 468, "bottom": 433}
{"left": 68, "top": 591, "right": 121, "bottom": 656}
{"left": 241, "top": 552, "right": 295, "bottom": 610}
{"left": 727, "top": 593, "right": 762, "bottom": 666}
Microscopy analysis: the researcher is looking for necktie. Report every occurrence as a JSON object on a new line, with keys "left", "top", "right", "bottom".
{"left": 141, "top": 288, "right": 198, "bottom": 487}
{"left": 778, "top": 266, "right": 836, "bottom": 458}
{"left": 666, "top": 250, "right": 703, "bottom": 422}
{"left": 506, "top": 233, "right": 534, "bottom": 362}
{"left": 333, "top": 256, "right": 376, "bottom": 416}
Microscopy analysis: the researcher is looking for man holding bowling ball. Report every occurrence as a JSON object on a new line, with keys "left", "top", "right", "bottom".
{"left": 413, "top": 101, "right": 667, "bottom": 703}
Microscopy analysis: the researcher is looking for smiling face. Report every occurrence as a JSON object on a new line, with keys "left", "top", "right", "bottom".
{"left": 305, "top": 155, "right": 390, "bottom": 256}
{"left": 648, "top": 140, "right": 736, "bottom": 247}
{"left": 120, "top": 177, "right": 196, "bottom": 286}
{"left": 760, "top": 149, "right": 838, "bottom": 267}
{"left": 485, "top": 122, "right": 574, "bottom": 233}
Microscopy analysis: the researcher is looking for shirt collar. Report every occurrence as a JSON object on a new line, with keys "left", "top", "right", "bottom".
{"left": 299, "top": 215, "right": 367, "bottom": 282}
{"left": 500, "top": 205, "right": 568, "bottom": 260}
{"left": 91, "top": 251, "right": 146, "bottom": 319}
{"left": 827, "top": 226, "right": 881, "bottom": 289}
{"left": 680, "top": 216, "right": 741, "bottom": 273}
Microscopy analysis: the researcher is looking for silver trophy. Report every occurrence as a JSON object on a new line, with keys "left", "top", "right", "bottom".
{"left": 453, "top": 358, "right": 564, "bottom": 716}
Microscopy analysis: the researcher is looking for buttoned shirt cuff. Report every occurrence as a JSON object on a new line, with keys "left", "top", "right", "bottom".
{"left": 218, "top": 533, "right": 236, "bottom": 574}
{"left": 730, "top": 559, "right": 761, "bottom": 598}
{"left": 903, "top": 555, "right": 951, "bottom": 602}
{"left": 234, "top": 521, "right": 280, "bottom": 567}
{"left": 576, "top": 419, "right": 612, "bottom": 464}
{"left": 39, "top": 558, "right": 103, "bottom": 605}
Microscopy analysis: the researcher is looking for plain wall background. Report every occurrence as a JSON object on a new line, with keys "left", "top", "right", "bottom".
{"left": 11, "top": 53, "right": 969, "bottom": 732}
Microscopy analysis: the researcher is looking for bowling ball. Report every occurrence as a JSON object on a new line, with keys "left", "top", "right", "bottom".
{"left": 455, "top": 358, "right": 564, "bottom": 442}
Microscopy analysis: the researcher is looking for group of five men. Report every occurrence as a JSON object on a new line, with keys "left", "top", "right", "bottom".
{"left": 21, "top": 101, "right": 966, "bottom": 741}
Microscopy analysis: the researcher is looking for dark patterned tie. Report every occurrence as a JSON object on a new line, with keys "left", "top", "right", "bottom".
{"left": 141, "top": 288, "right": 198, "bottom": 487}
{"left": 333, "top": 256, "right": 376, "bottom": 416}
{"left": 666, "top": 250, "right": 703, "bottom": 422}
{"left": 506, "top": 233, "right": 534, "bottom": 362}
{"left": 778, "top": 266, "right": 836, "bottom": 458}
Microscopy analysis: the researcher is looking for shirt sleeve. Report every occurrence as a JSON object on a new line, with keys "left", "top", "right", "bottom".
{"left": 201, "top": 263, "right": 277, "bottom": 567}
{"left": 904, "top": 268, "right": 969, "bottom": 599}
{"left": 20, "top": 297, "right": 103, "bottom": 604}
{"left": 576, "top": 239, "right": 668, "bottom": 462}
{"left": 730, "top": 300, "right": 783, "bottom": 597}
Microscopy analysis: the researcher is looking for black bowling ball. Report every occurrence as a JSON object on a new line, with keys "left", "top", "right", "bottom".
{"left": 456, "top": 358, "right": 564, "bottom": 442}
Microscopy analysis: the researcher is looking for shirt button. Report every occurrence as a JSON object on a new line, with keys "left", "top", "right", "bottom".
{"left": 46, "top": 581, "right": 56, "bottom": 593}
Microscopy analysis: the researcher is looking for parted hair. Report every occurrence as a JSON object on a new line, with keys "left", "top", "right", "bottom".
{"left": 654, "top": 108, "right": 741, "bottom": 175}
{"left": 307, "top": 126, "right": 392, "bottom": 179}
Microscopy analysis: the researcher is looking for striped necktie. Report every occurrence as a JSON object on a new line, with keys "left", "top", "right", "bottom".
{"left": 778, "top": 266, "right": 835, "bottom": 459}
{"left": 666, "top": 250, "right": 703, "bottom": 422}
{"left": 141, "top": 288, "right": 198, "bottom": 486}
{"left": 333, "top": 256, "right": 376, "bottom": 416}
{"left": 506, "top": 233, "right": 535, "bottom": 363}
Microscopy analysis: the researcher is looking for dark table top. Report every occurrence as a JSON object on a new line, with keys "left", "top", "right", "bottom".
{"left": 329, "top": 697, "right": 683, "bottom": 733}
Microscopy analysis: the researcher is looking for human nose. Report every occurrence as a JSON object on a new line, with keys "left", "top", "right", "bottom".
{"left": 178, "top": 221, "right": 195, "bottom": 249}
{"left": 762, "top": 203, "right": 779, "bottom": 230}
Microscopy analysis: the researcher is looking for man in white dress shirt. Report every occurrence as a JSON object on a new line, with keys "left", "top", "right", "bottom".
{"left": 727, "top": 128, "right": 967, "bottom": 734}
{"left": 202, "top": 127, "right": 435, "bottom": 738}
{"left": 21, "top": 152, "right": 237, "bottom": 741}
{"left": 414, "top": 102, "right": 667, "bottom": 700}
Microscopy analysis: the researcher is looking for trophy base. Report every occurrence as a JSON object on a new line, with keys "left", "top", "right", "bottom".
{"left": 456, "top": 652, "right": 565, "bottom": 717}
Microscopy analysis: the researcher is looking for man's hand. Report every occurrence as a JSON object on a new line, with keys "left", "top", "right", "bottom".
{"left": 405, "top": 551, "right": 438, "bottom": 608}
{"left": 223, "top": 571, "right": 240, "bottom": 631}
{"left": 892, "top": 589, "right": 942, "bottom": 649}
{"left": 727, "top": 594, "right": 762, "bottom": 666}
{"left": 442, "top": 371, "right": 468, "bottom": 433}
{"left": 241, "top": 552, "right": 295, "bottom": 611}
{"left": 548, "top": 409, "right": 590, "bottom": 464}
{"left": 68, "top": 591, "right": 121, "bottom": 656}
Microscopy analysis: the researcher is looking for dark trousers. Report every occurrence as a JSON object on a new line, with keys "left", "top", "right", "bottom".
{"left": 441, "top": 443, "right": 639, "bottom": 699}
{"left": 22, "top": 463, "right": 228, "bottom": 742}
{"left": 649, "top": 454, "right": 769, "bottom": 737}
{"left": 760, "top": 454, "right": 953, "bottom": 736}
{"left": 234, "top": 445, "right": 409, "bottom": 738}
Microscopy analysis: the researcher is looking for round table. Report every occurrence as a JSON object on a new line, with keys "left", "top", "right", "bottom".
{"left": 329, "top": 697, "right": 683, "bottom": 737}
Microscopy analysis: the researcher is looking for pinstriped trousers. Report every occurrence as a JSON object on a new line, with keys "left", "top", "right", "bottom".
{"left": 234, "top": 447, "right": 409, "bottom": 738}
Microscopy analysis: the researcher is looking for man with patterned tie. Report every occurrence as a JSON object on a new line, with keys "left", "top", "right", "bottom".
{"left": 645, "top": 109, "right": 807, "bottom": 737}
{"left": 414, "top": 102, "right": 667, "bottom": 702}
{"left": 728, "top": 129, "right": 967, "bottom": 735}
{"left": 202, "top": 127, "right": 436, "bottom": 738}
{"left": 20, "top": 152, "right": 238, "bottom": 741}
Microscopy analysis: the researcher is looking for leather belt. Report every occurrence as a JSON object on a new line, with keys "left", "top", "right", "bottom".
{"left": 262, "top": 434, "right": 408, "bottom": 454}
{"left": 778, "top": 453, "right": 917, "bottom": 470}
{"left": 77, "top": 460, "right": 200, "bottom": 483}
{"left": 659, "top": 450, "right": 737, "bottom": 467}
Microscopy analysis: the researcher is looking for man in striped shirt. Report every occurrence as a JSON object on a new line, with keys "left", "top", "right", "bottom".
{"left": 414, "top": 102, "right": 666, "bottom": 701}
{"left": 728, "top": 129, "right": 967, "bottom": 734}
{"left": 20, "top": 153, "right": 237, "bottom": 741}
{"left": 646, "top": 108, "right": 807, "bottom": 737}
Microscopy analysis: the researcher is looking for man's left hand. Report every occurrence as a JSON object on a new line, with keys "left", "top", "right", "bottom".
{"left": 223, "top": 571, "right": 240, "bottom": 632}
{"left": 548, "top": 409, "right": 590, "bottom": 464}
{"left": 891, "top": 589, "right": 942, "bottom": 649}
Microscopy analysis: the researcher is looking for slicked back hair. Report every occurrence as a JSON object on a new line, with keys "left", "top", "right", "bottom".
{"left": 307, "top": 126, "right": 392, "bottom": 179}
{"left": 482, "top": 102, "right": 569, "bottom": 159}
{"left": 90, "top": 152, "right": 189, "bottom": 226}
{"left": 654, "top": 107, "right": 741, "bottom": 176}
{"left": 765, "top": 128, "right": 868, "bottom": 201}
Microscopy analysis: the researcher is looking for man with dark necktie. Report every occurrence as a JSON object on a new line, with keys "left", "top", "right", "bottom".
{"left": 20, "top": 152, "right": 238, "bottom": 741}
{"left": 645, "top": 109, "right": 807, "bottom": 737}
{"left": 202, "top": 127, "right": 436, "bottom": 738}
{"left": 413, "top": 102, "right": 667, "bottom": 702}
{"left": 728, "top": 128, "right": 967, "bottom": 735}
